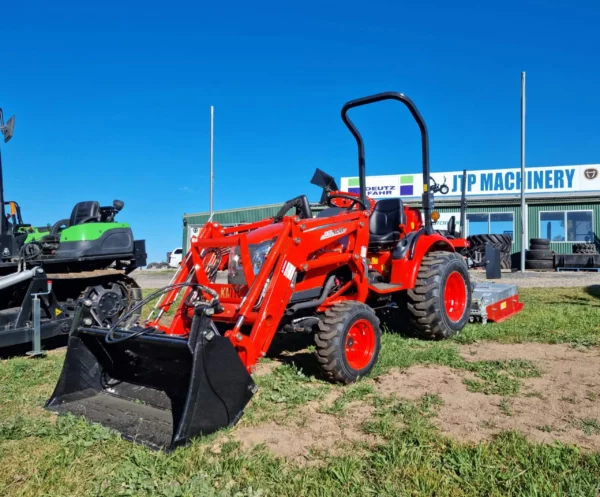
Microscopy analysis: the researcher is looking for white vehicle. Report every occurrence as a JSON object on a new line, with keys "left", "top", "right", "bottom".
{"left": 168, "top": 247, "right": 183, "bottom": 268}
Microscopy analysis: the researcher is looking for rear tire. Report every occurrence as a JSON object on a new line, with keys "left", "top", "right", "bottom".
{"left": 406, "top": 252, "right": 472, "bottom": 340}
{"left": 573, "top": 243, "right": 597, "bottom": 254}
{"left": 526, "top": 249, "right": 555, "bottom": 261}
{"left": 500, "top": 252, "right": 512, "bottom": 269}
{"left": 467, "top": 234, "right": 512, "bottom": 270}
{"left": 315, "top": 301, "right": 381, "bottom": 384}
{"left": 525, "top": 259, "right": 554, "bottom": 270}
{"left": 530, "top": 243, "right": 551, "bottom": 251}
{"left": 530, "top": 238, "right": 550, "bottom": 246}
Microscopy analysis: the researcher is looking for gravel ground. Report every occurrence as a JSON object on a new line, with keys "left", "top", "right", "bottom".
{"left": 131, "top": 269, "right": 177, "bottom": 289}
{"left": 470, "top": 269, "right": 600, "bottom": 288}
{"left": 132, "top": 268, "right": 600, "bottom": 290}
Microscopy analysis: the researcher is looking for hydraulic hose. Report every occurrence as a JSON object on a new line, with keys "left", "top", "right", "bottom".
{"left": 104, "top": 282, "right": 220, "bottom": 344}
{"left": 286, "top": 275, "right": 337, "bottom": 315}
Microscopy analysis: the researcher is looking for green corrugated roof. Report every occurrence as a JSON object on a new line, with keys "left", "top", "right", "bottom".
{"left": 183, "top": 202, "right": 287, "bottom": 220}
{"left": 183, "top": 203, "right": 326, "bottom": 225}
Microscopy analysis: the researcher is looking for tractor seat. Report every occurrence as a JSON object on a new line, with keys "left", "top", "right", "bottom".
{"left": 70, "top": 201, "right": 100, "bottom": 226}
{"left": 369, "top": 198, "right": 405, "bottom": 250}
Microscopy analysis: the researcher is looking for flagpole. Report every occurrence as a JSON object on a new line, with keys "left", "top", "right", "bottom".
{"left": 520, "top": 72, "right": 526, "bottom": 273}
{"left": 209, "top": 106, "right": 214, "bottom": 221}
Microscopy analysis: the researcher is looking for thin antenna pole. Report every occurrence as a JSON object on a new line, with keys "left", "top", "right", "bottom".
{"left": 209, "top": 106, "right": 214, "bottom": 221}
{"left": 520, "top": 72, "right": 527, "bottom": 273}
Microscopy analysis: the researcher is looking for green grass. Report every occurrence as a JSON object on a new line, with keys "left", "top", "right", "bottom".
{"left": 1, "top": 287, "right": 600, "bottom": 496}
{"left": 573, "top": 418, "right": 600, "bottom": 436}
{"left": 140, "top": 288, "right": 185, "bottom": 323}
{"left": 454, "top": 287, "right": 600, "bottom": 346}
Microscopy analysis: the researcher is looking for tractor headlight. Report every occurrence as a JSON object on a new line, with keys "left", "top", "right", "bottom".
{"left": 249, "top": 238, "right": 275, "bottom": 275}
{"left": 228, "top": 246, "right": 245, "bottom": 285}
{"left": 227, "top": 238, "right": 276, "bottom": 285}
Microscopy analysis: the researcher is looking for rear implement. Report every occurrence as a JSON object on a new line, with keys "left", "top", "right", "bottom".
{"left": 470, "top": 283, "right": 523, "bottom": 325}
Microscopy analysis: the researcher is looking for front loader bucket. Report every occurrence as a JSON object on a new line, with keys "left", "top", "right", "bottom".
{"left": 45, "top": 308, "right": 256, "bottom": 450}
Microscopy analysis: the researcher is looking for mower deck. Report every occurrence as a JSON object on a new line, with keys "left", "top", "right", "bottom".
{"left": 470, "top": 283, "right": 523, "bottom": 324}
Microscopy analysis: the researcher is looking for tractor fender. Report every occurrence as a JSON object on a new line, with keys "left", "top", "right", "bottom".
{"left": 390, "top": 233, "right": 455, "bottom": 289}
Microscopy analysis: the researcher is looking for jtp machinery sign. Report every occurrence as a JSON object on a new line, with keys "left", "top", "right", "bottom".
{"left": 341, "top": 164, "right": 600, "bottom": 199}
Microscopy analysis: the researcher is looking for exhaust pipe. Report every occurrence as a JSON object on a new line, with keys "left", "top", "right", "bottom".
{"left": 46, "top": 304, "right": 256, "bottom": 450}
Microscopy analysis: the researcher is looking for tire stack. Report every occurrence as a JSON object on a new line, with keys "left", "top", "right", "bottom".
{"left": 525, "top": 238, "right": 555, "bottom": 270}
{"left": 573, "top": 243, "right": 597, "bottom": 254}
{"left": 466, "top": 234, "right": 512, "bottom": 269}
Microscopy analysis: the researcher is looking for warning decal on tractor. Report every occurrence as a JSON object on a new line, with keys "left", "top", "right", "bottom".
{"left": 55, "top": 308, "right": 62, "bottom": 316}
{"left": 281, "top": 260, "right": 296, "bottom": 280}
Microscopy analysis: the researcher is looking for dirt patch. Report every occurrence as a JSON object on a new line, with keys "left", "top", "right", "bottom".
{"left": 374, "top": 365, "right": 473, "bottom": 400}
{"left": 253, "top": 360, "right": 279, "bottom": 377}
{"left": 460, "top": 342, "right": 597, "bottom": 364}
{"left": 233, "top": 397, "right": 377, "bottom": 464}
{"left": 374, "top": 343, "right": 600, "bottom": 450}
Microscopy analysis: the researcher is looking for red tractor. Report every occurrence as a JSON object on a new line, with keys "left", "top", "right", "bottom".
{"left": 47, "top": 92, "right": 472, "bottom": 450}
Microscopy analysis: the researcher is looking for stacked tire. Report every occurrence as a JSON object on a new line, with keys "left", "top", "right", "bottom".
{"left": 466, "top": 234, "right": 512, "bottom": 270}
{"left": 525, "top": 238, "right": 554, "bottom": 270}
{"left": 573, "top": 243, "right": 597, "bottom": 254}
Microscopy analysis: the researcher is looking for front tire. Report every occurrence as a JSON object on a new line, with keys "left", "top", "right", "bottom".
{"left": 315, "top": 301, "right": 381, "bottom": 384}
{"left": 406, "top": 252, "right": 471, "bottom": 340}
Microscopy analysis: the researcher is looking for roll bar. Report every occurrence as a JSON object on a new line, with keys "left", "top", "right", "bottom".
{"left": 341, "top": 92, "right": 433, "bottom": 228}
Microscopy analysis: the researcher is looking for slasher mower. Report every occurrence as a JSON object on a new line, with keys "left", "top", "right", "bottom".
{"left": 46, "top": 92, "right": 473, "bottom": 450}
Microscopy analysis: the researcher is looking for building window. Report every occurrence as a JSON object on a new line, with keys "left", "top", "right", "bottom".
{"left": 466, "top": 212, "right": 514, "bottom": 238}
{"left": 539, "top": 210, "right": 593, "bottom": 242}
{"left": 491, "top": 213, "right": 514, "bottom": 238}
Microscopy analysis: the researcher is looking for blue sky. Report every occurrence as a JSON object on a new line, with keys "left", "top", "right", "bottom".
{"left": 1, "top": 1, "right": 598, "bottom": 262}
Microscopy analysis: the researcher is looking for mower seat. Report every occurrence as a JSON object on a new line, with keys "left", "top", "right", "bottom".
{"left": 70, "top": 201, "right": 100, "bottom": 226}
{"left": 369, "top": 198, "right": 404, "bottom": 250}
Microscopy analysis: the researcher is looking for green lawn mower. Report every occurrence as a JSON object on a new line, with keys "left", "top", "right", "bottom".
{"left": 0, "top": 108, "right": 146, "bottom": 350}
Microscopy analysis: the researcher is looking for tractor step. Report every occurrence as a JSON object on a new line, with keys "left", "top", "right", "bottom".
{"left": 370, "top": 282, "right": 403, "bottom": 293}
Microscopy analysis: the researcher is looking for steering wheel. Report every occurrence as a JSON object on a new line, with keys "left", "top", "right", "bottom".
{"left": 327, "top": 193, "right": 368, "bottom": 211}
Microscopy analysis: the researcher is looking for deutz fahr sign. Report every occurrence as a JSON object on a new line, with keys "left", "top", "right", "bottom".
{"left": 341, "top": 165, "right": 600, "bottom": 199}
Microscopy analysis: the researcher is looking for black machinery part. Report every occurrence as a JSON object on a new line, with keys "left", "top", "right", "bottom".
{"left": 46, "top": 302, "right": 256, "bottom": 450}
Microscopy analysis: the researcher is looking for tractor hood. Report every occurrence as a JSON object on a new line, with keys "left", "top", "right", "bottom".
{"left": 244, "top": 222, "right": 284, "bottom": 245}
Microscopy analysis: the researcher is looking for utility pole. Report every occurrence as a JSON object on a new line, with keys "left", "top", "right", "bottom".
{"left": 520, "top": 72, "right": 527, "bottom": 273}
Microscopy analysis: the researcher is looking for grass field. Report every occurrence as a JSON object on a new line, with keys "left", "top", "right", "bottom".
{"left": 1, "top": 287, "right": 600, "bottom": 496}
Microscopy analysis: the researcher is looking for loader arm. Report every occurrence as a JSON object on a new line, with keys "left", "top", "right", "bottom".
{"left": 154, "top": 207, "right": 371, "bottom": 371}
